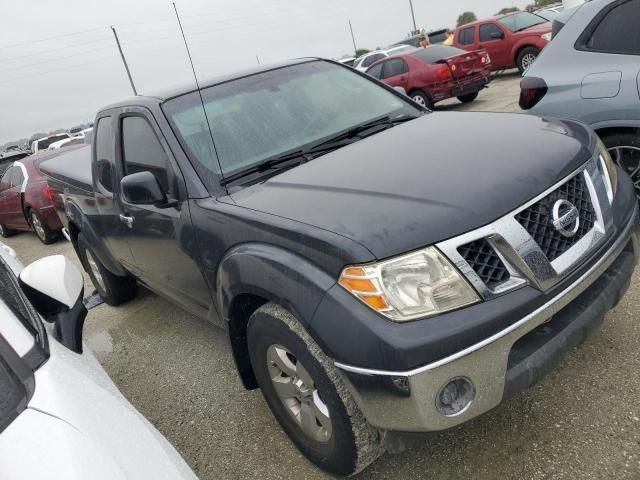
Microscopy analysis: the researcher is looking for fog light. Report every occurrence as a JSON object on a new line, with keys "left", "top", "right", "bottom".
{"left": 435, "top": 377, "right": 475, "bottom": 416}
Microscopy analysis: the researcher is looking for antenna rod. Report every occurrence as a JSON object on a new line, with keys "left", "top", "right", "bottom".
{"left": 172, "top": 2, "right": 226, "bottom": 185}
{"left": 111, "top": 26, "right": 137, "bottom": 95}
{"left": 348, "top": 20, "right": 357, "bottom": 56}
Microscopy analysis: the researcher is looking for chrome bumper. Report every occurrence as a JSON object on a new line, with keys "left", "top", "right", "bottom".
{"left": 335, "top": 205, "right": 639, "bottom": 432}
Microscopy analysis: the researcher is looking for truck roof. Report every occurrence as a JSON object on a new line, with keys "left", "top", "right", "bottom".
{"left": 100, "top": 58, "right": 316, "bottom": 112}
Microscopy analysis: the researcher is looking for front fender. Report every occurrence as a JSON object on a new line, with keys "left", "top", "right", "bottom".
{"left": 511, "top": 37, "right": 546, "bottom": 62}
{"left": 216, "top": 243, "right": 336, "bottom": 334}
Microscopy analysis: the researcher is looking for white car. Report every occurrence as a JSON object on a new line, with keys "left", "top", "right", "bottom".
{"left": 353, "top": 45, "right": 416, "bottom": 72}
{"left": 30, "top": 133, "right": 72, "bottom": 154}
{"left": 0, "top": 244, "right": 196, "bottom": 480}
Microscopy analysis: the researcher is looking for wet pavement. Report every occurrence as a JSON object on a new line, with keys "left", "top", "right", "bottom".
{"left": 4, "top": 73, "right": 640, "bottom": 478}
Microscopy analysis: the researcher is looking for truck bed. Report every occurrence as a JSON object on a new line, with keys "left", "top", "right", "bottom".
{"left": 38, "top": 145, "right": 93, "bottom": 194}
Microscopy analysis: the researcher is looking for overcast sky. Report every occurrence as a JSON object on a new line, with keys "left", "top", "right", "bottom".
{"left": 0, "top": 0, "right": 530, "bottom": 144}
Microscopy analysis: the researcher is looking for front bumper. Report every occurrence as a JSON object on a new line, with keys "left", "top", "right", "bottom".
{"left": 336, "top": 204, "right": 639, "bottom": 432}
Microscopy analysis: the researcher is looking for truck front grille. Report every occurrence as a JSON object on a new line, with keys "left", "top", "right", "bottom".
{"left": 515, "top": 174, "right": 596, "bottom": 262}
{"left": 458, "top": 239, "right": 510, "bottom": 289}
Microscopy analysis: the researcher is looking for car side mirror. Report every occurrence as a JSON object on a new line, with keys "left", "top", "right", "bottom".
{"left": 19, "top": 255, "right": 86, "bottom": 354}
{"left": 393, "top": 86, "right": 407, "bottom": 95}
{"left": 121, "top": 171, "right": 167, "bottom": 206}
{"left": 490, "top": 31, "right": 505, "bottom": 40}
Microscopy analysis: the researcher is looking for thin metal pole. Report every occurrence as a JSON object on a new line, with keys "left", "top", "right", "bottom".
{"left": 110, "top": 26, "right": 137, "bottom": 95}
{"left": 409, "top": 0, "right": 417, "bottom": 32}
{"left": 348, "top": 20, "right": 357, "bottom": 55}
{"left": 256, "top": 55, "right": 260, "bottom": 64}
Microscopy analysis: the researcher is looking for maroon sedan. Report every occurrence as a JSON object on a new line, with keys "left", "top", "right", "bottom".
{"left": 366, "top": 45, "right": 491, "bottom": 109}
{"left": 0, "top": 149, "right": 69, "bottom": 244}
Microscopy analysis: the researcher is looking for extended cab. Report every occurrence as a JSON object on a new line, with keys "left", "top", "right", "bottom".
{"left": 40, "top": 59, "right": 639, "bottom": 476}
{"left": 454, "top": 11, "right": 552, "bottom": 73}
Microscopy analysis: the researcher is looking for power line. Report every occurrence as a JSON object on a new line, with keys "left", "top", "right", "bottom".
{"left": 0, "top": 27, "right": 107, "bottom": 50}
{"left": 0, "top": 45, "right": 115, "bottom": 74}
{"left": 0, "top": 37, "right": 112, "bottom": 63}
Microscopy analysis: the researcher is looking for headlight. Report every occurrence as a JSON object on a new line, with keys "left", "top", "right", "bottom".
{"left": 597, "top": 137, "right": 618, "bottom": 203}
{"left": 541, "top": 32, "right": 552, "bottom": 41}
{"left": 338, "top": 247, "right": 480, "bottom": 322}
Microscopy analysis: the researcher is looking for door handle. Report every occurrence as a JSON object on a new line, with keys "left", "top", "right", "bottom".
{"left": 119, "top": 214, "right": 134, "bottom": 228}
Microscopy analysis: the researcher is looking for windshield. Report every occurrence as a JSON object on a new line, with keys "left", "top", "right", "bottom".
{"left": 412, "top": 45, "right": 466, "bottom": 64}
{"left": 498, "top": 12, "right": 547, "bottom": 32}
{"left": 37, "top": 134, "right": 70, "bottom": 150}
{"left": 163, "top": 60, "right": 418, "bottom": 189}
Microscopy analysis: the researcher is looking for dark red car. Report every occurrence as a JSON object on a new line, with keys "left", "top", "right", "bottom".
{"left": 365, "top": 45, "right": 491, "bottom": 109}
{"left": 0, "top": 148, "right": 70, "bottom": 244}
{"left": 453, "top": 11, "right": 552, "bottom": 74}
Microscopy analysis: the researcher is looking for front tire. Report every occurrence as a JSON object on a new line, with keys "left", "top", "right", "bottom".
{"left": 517, "top": 46, "right": 540, "bottom": 74}
{"left": 0, "top": 224, "right": 15, "bottom": 238}
{"left": 29, "top": 209, "right": 57, "bottom": 245}
{"left": 76, "top": 233, "right": 137, "bottom": 306}
{"left": 409, "top": 89, "right": 434, "bottom": 110}
{"left": 600, "top": 131, "right": 640, "bottom": 201}
{"left": 457, "top": 92, "right": 479, "bottom": 103}
{"left": 247, "top": 303, "right": 383, "bottom": 476}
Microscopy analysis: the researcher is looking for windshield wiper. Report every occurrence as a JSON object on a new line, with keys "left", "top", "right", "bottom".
{"left": 220, "top": 113, "right": 421, "bottom": 186}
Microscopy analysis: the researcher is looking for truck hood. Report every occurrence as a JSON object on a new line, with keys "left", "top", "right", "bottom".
{"left": 227, "top": 112, "right": 594, "bottom": 260}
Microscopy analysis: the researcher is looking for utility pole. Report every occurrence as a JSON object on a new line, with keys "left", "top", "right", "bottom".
{"left": 409, "top": 0, "right": 417, "bottom": 33}
{"left": 256, "top": 55, "right": 260, "bottom": 65}
{"left": 110, "top": 26, "right": 138, "bottom": 96}
{"left": 348, "top": 20, "right": 357, "bottom": 56}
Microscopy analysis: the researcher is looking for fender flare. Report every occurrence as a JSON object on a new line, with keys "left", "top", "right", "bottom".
{"left": 215, "top": 243, "right": 337, "bottom": 388}
{"left": 65, "top": 199, "right": 128, "bottom": 277}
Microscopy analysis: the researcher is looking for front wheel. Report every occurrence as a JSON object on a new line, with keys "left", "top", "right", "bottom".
{"left": 457, "top": 92, "right": 479, "bottom": 103}
{"left": 517, "top": 46, "right": 540, "bottom": 74}
{"left": 76, "top": 233, "right": 137, "bottom": 305}
{"left": 29, "top": 209, "right": 57, "bottom": 245}
{"left": 248, "top": 303, "right": 383, "bottom": 476}
{"left": 409, "top": 89, "right": 434, "bottom": 110}
{"left": 600, "top": 131, "right": 640, "bottom": 201}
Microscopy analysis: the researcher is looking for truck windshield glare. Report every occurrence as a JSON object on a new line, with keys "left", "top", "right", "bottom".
{"left": 162, "top": 61, "right": 419, "bottom": 187}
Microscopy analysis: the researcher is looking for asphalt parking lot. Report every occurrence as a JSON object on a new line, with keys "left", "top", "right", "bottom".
{"left": 5, "top": 72, "right": 640, "bottom": 479}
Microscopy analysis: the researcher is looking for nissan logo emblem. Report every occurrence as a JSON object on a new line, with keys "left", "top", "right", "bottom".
{"left": 552, "top": 199, "right": 580, "bottom": 238}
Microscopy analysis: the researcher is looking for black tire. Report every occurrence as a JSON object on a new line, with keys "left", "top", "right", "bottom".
{"left": 248, "top": 304, "right": 383, "bottom": 476}
{"left": 457, "top": 92, "right": 479, "bottom": 103}
{"left": 599, "top": 130, "right": 640, "bottom": 201}
{"left": 409, "top": 89, "right": 434, "bottom": 110}
{"left": 76, "top": 233, "right": 137, "bottom": 306}
{"left": 516, "top": 46, "right": 540, "bottom": 74}
{"left": 0, "top": 224, "right": 15, "bottom": 238}
{"left": 28, "top": 209, "right": 58, "bottom": 245}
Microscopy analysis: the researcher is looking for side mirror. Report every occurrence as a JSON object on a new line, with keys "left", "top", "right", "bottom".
{"left": 121, "top": 171, "right": 166, "bottom": 206}
{"left": 393, "top": 86, "right": 407, "bottom": 95}
{"left": 490, "top": 31, "right": 505, "bottom": 40}
{"left": 19, "top": 255, "right": 86, "bottom": 354}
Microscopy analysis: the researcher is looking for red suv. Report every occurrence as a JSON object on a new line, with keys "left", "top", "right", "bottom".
{"left": 366, "top": 45, "right": 491, "bottom": 109}
{"left": 453, "top": 11, "right": 552, "bottom": 74}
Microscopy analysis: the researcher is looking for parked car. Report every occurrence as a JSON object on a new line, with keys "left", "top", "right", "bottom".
{"left": 454, "top": 11, "right": 552, "bottom": 73}
{"left": 520, "top": 0, "right": 640, "bottom": 200}
{"left": 0, "top": 150, "right": 70, "bottom": 244}
{"left": 338, "top": 56, "right": 356, "bottom": 67}
{"left": 40, "top": 58, "right": 638, "bottom": 476}
{"left": 392, "top": 28, "right": 452, "bottom": 48}
{"left": 0, "top": 244, "right": 197, "bottom": 479}
{"left": 366, "top": 45, "right": 491, "bottom": 108}
{"left": 30, "top": 133, "right": 72, "bottom": 154}
{"left": 0, "top": 151, "right": 29, "bottom": 175}
{"left": 353, "top": 45, "right": 415, "bottom": 72}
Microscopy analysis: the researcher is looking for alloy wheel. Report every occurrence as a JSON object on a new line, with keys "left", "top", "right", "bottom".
{"left": 609, "top": 145, "right": 640, "bottom": 200}
{"left": 86, "top": 249, "right": 107, "bottom": 292}
{"left": 30, "top": 212, "right": 46, "bottom": 241}
{"left": 266, "top": 344, "right": 332, "bottom": 443}
{"left": 412, "top": 95, "right": 426, "bottom": 107}
{"left": 521, "top": 53, "right": 537, "bottom": 71}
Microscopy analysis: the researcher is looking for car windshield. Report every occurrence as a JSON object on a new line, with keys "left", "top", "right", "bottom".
{"left": 412, "top": 45, "right": 466, "bottom": 64}
{"left": 162, "top": 60, "right": 419, "bottom": 189}
{"left": 498, "top": 12, "right": 547, "bottom": 32}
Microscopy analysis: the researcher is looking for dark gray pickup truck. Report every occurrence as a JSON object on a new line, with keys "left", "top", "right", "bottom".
{"left": 41, "top": 58, "right": 639, "bottom": 476}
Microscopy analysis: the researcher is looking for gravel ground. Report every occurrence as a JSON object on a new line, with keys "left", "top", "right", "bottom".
{"left": 4, "top": 72, "right": 640, "bottom": 479}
